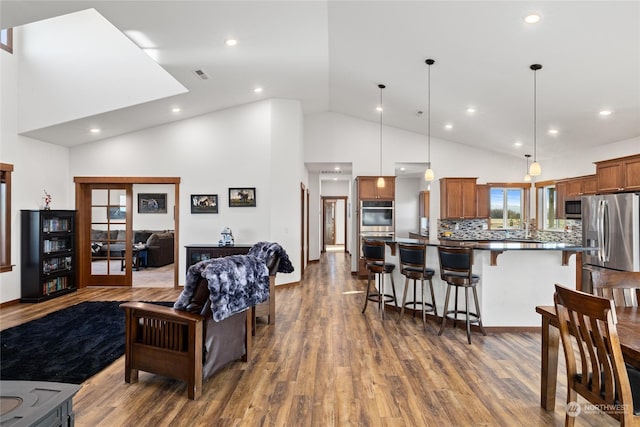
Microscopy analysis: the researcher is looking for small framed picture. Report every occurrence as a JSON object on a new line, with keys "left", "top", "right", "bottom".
{"left": 191, "top": 194, "right": 218, "bottom": 214}
{"left": 229, "top": 187, "right": 256, "bottom": 207}
{"left": 108, "top": 207, "right": 126, "bottom": 220}
{"left": 138, "top": 193, "right": 167, "bottom": 213}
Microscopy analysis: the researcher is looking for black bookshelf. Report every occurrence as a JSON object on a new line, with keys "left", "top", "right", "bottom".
{"left": 20, "top": 210, "right": 77, "bottom": 302}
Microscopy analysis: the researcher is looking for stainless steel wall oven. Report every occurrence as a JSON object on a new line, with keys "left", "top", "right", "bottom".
{"left": 360, "top": 200, "right": 394, "bottom": 234}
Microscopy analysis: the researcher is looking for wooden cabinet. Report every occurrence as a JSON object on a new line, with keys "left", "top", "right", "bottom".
{"left": 440, "top": 178, "right": 478, "bottom": 219}
{"left": 185, "top": 244, "right": 252, "bottom": 273}
{"left": 555, "top": 181, "right": 568, "bottom": 219}
{"left": 564, "top": 175, "right": 598, "bottom": 197}
{"left": 595, "top": 154, "right": 640, "bottom": 193}
{"left": 357, "top": 176, "right": 395, "bottom": 200}
{"left": 475, "top": 184, "right": 490, "bottom": 218}
{"left": 419, "top": 191, "right": 430, "bottom": 218}
{"left": 21, "top": 210, "right": 77, "bottom": 302}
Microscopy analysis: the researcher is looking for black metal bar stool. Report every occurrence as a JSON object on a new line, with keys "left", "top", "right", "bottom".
{"left": 361, "top": 239, "right": 397, "bottom": 319}
{"left": 397, "top": 243, "right": 437, "bottom": 329}
{"left": 437, "top": 245, "right": 487, "bottom": 344}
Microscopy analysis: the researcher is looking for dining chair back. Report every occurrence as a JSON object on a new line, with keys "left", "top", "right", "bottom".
{"left": 554, "top": 284, "right": 640, "bottom": 426}
{"left": 589, "top": 269, "right": 640, "bottom": 307}
{"left": 397, "top": 243, "right": 436, "bottom": 329}
{"left": 361, "top": 239, "right": 397, "bottom": 319}
{"left": 437, "top": 245, "right": 486, "bottom": 344}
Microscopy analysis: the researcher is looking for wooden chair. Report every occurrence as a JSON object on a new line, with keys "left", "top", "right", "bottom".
{"left": 589, "top": 269, "right": 640, "bottom": 307}
{"left": 361, "top": 239, "right": 397, "bottom": 319}
{"left": 120, "top": 255, "right": 281, "bottom": 400}
{"left": 397, "top": 243, "right": 437, "bottom": 329}
{"left": 437, "top": 245, "right": 486, "bottom": 344}
{"left": 554, "top": 284, "right": 640, "bottom": 426}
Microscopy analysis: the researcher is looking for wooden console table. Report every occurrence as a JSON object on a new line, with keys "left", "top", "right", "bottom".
{"left": 184, "top": 244, "right": 252, "bottom": 274}
{"left": 184, "top": 244, "right": 275, "bottom": 327}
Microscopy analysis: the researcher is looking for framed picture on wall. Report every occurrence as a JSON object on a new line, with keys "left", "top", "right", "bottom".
{"left": 108, "top": 207, "right": 126, "bottom": 220}
{"left": 138, "top": 193, "right": 167, "bottom": 213}
{"left": 191, "top": 194, "right": 218, "bottom": 213}
{"left": 229, "top": 187, "right": 256, "bottom": 207}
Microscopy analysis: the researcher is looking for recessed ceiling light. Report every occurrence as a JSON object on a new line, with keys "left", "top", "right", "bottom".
{"left": 444, "top": 123, "right": 453, "bottom": 130}
{"left": 225, "top": 39, "right": 237, "bottom": 47}
{"left": 334, "top": 166, "right": 341, "bottom": 171}
{"left": 376, "top": 106, "right": 383, "bottom": 112}
{"left": 89, "top": 128, "right": 101, "bottom": 134}
{"left": 599, "top": 110, "right": 613, "bottom": 116}
{"left": 466, "top": 107, "right": 476, "bottom": 114}
{"left": 524, "top": 14, "right": 541, "bottom": 24}
{"left": 514, "top": 141, "right": 523, "bottom": 147}
{"left": 254, "top": 87, "right": 263, "bottom": 93}
{"left": 171, "top": 107, "right": 181, "bottom": 113}
{"left": 400, "top": 167, "right": 406, "bottom": 171}
{"left": 548, "top": 129, "right": 559, "bottom": 135}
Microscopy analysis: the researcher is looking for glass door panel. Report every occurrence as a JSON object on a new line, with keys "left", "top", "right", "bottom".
{"left": 89, "top": 186, "right": 131, "bottom": 285}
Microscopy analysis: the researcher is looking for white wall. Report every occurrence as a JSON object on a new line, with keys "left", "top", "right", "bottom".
{"left": 0, "top": 29, "right": 72, "bottom": 303}
{"left": 133, "top": 184, "right": 175, "bottom": 231}
{"left": 69, "top": 100, "right": 302, "bottom": 286}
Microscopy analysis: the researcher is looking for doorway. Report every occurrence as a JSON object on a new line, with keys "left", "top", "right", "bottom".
{"left": 75, "top": 177, "right": 180, "bottom": 289}
{"left": 321, "top": 196, "right": 347, "bottom": 253}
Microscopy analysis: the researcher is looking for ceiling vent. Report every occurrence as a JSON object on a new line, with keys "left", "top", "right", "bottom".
{"left": 319, "top": 170, "right": 343, "bottom": 175}
{"left": 193, "top": 69, "right": 210, "bottom": 80}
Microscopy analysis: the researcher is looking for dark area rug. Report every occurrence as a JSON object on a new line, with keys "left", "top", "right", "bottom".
{"left": 1, "top": 301, "right": 173, "bottom": 384}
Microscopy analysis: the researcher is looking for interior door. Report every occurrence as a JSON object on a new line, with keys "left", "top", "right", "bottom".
{"left": 324, "top": 200, "right": 336, "bottom": 247}
{"left": 88, "top": 185, "right": 132, "bottom": 286}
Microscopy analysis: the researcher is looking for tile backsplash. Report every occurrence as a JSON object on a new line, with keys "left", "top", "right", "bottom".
{"left": 438, "top": 218, "right": 582, "bottom": 245}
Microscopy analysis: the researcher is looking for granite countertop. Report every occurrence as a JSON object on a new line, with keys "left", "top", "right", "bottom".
{"left": 375, "top": 235, "right": 590, "bottom": 252}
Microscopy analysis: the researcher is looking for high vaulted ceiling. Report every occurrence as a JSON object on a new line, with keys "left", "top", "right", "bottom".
{"left": 2, "top": 1, "right": 639, "bottom": 161}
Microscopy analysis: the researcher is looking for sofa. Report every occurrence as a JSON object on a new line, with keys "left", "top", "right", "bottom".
{"left": 91, "top": 229, "right": 175, "bottom": 267}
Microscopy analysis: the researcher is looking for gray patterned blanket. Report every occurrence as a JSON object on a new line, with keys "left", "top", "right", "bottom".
{"left": 174, "top": 242, "right": 293, "bottom": 321}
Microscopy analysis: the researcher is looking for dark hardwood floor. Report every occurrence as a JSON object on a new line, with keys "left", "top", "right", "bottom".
{"left": 1, "top": 252, "right": 617, "bottom": 426}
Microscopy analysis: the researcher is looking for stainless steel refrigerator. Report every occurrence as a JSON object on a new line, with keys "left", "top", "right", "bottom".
{"left": 581, "top": 193, "right": 640, "bottom": 292}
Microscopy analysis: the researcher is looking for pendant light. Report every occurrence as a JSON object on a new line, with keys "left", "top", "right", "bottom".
{"left": 424, "top": 59, "right": 435, "bottom": 181}
{"left": 524, "top": 154, "right": 532, "bottom": 182}
{"left": 529, "top": 64, "right": 542, "bottom": 176}
{"left": 376, "top": 84, "right": 386, "bottom": 188}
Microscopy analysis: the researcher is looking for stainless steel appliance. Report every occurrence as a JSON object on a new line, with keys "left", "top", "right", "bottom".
{"left": 564, "top": 198, "right": 582, "bottom": 219}
{"left": 360, "top": 200, "right": 394, "bottom": 234}
{"left": 582, "top": 193, "right": 640, "bottom": 291}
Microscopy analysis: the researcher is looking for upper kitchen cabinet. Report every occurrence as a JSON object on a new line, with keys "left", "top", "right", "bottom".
{"left": 356, "top": 176, "right": 395, "bottom": 200}
{"left": 559, "top": 175, "right": 598, "bottom": 198}
{"left": 595, "top": 154, "right": 640, "bottom": 193}
{"left": 555, "top": 180, "right": 568, "bottom": 219}
{"left": 440, "top": 178, "right": 478, "bottom": 219}
{"left": 419, "top": 191, "right": 430, "bottom": 218}
{"left": 475, "top": 184, "right": 490, "bottom": 219}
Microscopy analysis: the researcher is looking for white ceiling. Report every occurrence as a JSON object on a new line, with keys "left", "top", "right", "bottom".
{"left": 2, "top": 1, "right": 639, "bottom": 162}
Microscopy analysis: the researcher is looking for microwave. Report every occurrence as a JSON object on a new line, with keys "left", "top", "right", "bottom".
{"left": 565, "top": 199, "right": 581, "bottom": 219}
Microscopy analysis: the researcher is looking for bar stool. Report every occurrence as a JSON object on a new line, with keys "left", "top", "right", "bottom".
{"left": 437, "top": 245, "right": 487, "bottom": 344}
{"left": 397, "top": 243, "right": 437, "bottom": 330}
{"left": 361, "top": 239, "right": 398, "bottom": 319}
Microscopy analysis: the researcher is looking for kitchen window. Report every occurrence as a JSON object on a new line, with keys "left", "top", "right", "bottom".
{"left": 537, "top": 183, "right": 566, "bottom": 230}
{"left": 490, "top": 187, "right": 524, "bottom": 229}
{"left": 1, "top": 28, "right": 13, "bottom": 54}
{"left": 1, "top": 163, "right": 14, "bottom": 272}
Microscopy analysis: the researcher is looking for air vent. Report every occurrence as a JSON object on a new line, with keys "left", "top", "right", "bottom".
{"left": 319, "top": 170, "right": 343, "bottom": 175}
{"left": 193, "top": 69, "right": 210, "bottom": 80}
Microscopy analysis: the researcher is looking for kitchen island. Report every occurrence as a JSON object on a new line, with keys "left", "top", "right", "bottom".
{"left": 365, "top": 236, "right": 589, "bottom": 328}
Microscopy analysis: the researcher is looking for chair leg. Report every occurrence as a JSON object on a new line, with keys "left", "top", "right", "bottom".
{"left": 378, "top": 273, "right": 385, "bottom": 319}
{"left": 362, "top": 272, "right": 373, "bottom": 314}
{"left": 389, "top": 273, "right": 398, "bottom": 311}
{"left": 453, "top": 286, "right": 459, "bottom": 329}
{"left": 428, "top": 278, "right": 437, "bottom": 317}
{"left": 465, "top": 286, "right": 472, "bottom": 344}
{"left": 398, "top": 277, "right": 410, "bottom": 322}
{"left": 438, "top": 284, "right": 452, "bottom": 336}
{"left": 472, "top": 286, "right": 487, "bottom": 336}
{"left": 412, "top": 280, "right": 418, "bottom": 317}
{"left": 421, "top": 278, "right": 427, "bottom": 330}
